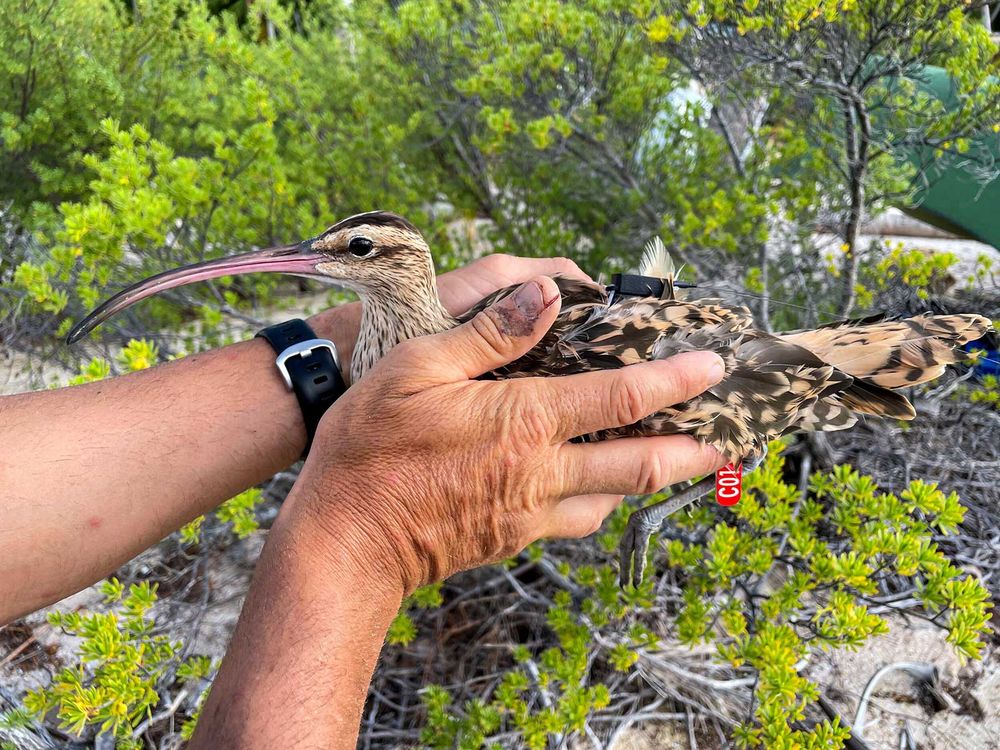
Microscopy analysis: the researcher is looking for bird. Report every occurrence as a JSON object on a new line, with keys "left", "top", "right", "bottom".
{"left": 67, "top": 210, "right": 993, "bottom": 586}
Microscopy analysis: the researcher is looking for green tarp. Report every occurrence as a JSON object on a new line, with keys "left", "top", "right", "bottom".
{"left": 897, "top": 65, "right": 1000, "bottom": 249}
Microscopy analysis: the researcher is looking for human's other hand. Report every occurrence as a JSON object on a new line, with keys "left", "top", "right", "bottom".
{"left": 308, "top": 253, "right": 590, "bottom": 381}
{"left": 290, "top": 276, "right": 726, "bottom": 596}
{"left": 434, "top": 253, "right": 589, "bottom": 314}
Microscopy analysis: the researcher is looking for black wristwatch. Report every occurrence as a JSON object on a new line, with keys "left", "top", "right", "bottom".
{"left": 256, "top": 319, "right": 347, "bottom": 455}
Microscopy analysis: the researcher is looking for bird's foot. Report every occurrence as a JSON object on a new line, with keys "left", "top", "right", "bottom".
{"left": 618, "top": 506, "right": 661, "bottom": 588}
{"left": 618, "top": 448, "right": 768, "bottom": 588}
{"left": 618, "top": 474, "right": 718, "bottom": 588}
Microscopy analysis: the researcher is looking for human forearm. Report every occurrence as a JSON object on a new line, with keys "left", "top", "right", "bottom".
{"left": 189, "top": 482, "right": 401, "bottom": 749}
{"left": 0, "top": 305, "right": 356, "bottom": 622}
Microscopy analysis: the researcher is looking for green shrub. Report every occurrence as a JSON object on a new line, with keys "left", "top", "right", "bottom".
{"left": 20, "top": 579, "right": 211, "bottom": 746}
{"left": 7, "top": 0, "right": 438, "bottom": 349}
{"left": 411, "top": 444, "right": 990, "bottom": 748}
{"left": 356, "top": 0, "right": 775, "bottom": 271}
{"left": 388, "top": 582, "right": 445, "bottom": 647}
{"left": 19, "top": 444, "right": 986, "bottom": 748}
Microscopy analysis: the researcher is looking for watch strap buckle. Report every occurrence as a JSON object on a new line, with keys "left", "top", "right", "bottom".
{"left": 274, "top": 339, "right": 339, "bottom": 390}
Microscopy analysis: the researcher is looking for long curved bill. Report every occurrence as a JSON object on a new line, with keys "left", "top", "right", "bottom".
{"left": 66, "top": 241, "right": 324, "bottom": 344}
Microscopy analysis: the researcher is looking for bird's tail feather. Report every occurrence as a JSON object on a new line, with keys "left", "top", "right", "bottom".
{"left": 639, "top": 236, "right": 674, "bottom": 278}
{"left": 780, "top": 313, "right": 991, "bottom": 389}
{"left": 639, "top": 237, "right": 678, "bottom": 300}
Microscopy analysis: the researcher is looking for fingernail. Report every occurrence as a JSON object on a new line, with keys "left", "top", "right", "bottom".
{"left": 497, "top": 281, "right": 545, "bottom": 324}
{"left": 671, "top": 351, "right": 725, "bottom": 383}
{"left": 492, "top": 281, "right": 544, "bottom": 336}
{"left": 512, "top": 279, "right": 545, "bottom": 314}
{"left": 706, "top": 353, "right": 726, "bottom": 383}
{"left": 708, "top": 444, "right": 728, "bottom": 467}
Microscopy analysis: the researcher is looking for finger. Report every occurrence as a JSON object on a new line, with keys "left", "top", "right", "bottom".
{"left": 400, "top": 276, "right": 562, "bottom": 383}
{"left": 558, "top": 435, "right": 727, "bottom": 497}
{"left": 437, "top": 256, "right": 589, "bottom": 317}
{"left": 517, "top": 255, "right": 590, "bottom": 282}
{"left": 536, "top": 351, "right": 726, "bottom": 443}
{"left": 542, "top": 494, "right": 624, "bottom": 539}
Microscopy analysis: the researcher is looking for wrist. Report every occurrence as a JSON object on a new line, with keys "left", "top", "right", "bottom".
{"left": 279, "top": 471, "right": 414, "bottom": 599}
{"left": 192, "top": 481, "right": 402, "bottom": 750}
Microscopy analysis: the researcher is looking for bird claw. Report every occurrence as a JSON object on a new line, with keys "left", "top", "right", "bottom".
{"left": 740, "top": 446, "right": 767, "bottom": 474}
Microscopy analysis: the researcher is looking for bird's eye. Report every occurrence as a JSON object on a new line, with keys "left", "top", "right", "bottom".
{"left": 348, "top": 236, "right": 374, "bottom": 257}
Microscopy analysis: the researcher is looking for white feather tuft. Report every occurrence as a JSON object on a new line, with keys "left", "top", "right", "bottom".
{"left": 639, "top": 236, "right": 675, "bottom": 279}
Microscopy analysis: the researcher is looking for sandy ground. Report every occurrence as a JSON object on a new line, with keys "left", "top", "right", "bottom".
{"left": 812, "top": 622, "right": 999, "bottom": 750}
{"left": 607, "top": 620, "right": 999, "bottom": 750}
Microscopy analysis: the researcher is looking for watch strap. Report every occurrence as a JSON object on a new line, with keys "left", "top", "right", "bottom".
{"left": 256, "top": 319, "right": 347, "bottom": 455}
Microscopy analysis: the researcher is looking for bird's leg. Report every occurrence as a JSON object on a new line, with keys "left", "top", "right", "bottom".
{"left": 618, "top": 475, "right": 717, "bottom": 588}
{"left": 618, "top": 446, "right": 768, "bottom": 588}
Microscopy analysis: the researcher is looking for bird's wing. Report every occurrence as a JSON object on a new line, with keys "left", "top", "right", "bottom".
{"left": 642, "top": 325, "right": 860, "bottom": 458}
{"left": 553, "top": 297, "right": 755, "bottom": 363}
{"left": 483, "top": 292, "right": 984, "bottom": 460}
{"left": 512, "top": 297, "right": 914, "bottom": 459}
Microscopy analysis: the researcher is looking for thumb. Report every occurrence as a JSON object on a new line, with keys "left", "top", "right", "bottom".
{"left": 408, "top": 275, "right": 561, "bottom": 383}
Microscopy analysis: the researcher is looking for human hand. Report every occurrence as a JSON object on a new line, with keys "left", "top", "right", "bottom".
{"left": 290, "top": 276, "right": 726, "bottom": 596}
{"left": 434, "top": 253, "right": 589, "bottom": 314}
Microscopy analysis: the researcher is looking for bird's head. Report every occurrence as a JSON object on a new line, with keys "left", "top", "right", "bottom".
{"left": 67, "top": 211, "right": 434, "bottom": 343}
{"left": 306, "top": 210, "right": 434, "bottom": 294}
